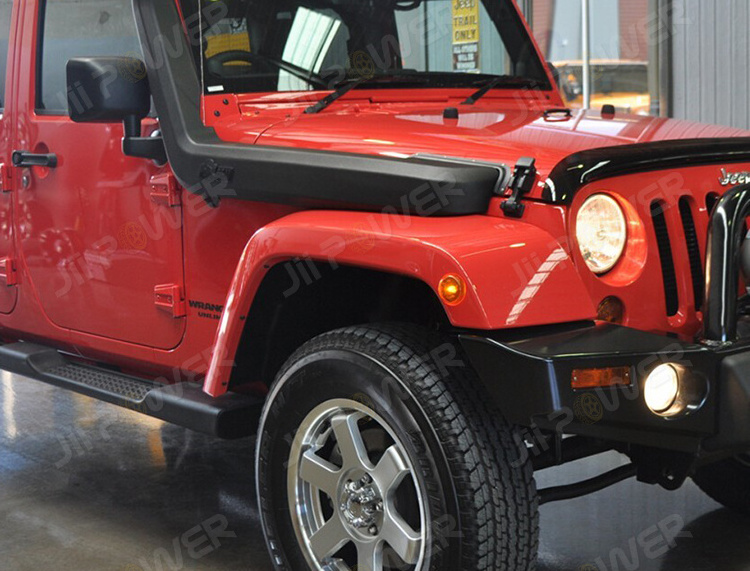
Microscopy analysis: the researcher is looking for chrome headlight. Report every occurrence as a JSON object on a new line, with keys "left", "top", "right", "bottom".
{"left": 576, "top": 194, "right": 628, "bottom": 274}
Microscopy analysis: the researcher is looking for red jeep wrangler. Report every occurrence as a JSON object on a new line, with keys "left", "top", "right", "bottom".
{"left": 2, "top": 0, "right": 750, "bottom": 569}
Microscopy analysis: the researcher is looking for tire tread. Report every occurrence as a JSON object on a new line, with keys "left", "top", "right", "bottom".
{"left": 279, "top": 324, "right": 539, "bottom": 570}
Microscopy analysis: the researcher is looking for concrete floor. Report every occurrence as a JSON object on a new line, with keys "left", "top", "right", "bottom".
{"left": 0, "top": 371, "right": 748, "bottom": 571}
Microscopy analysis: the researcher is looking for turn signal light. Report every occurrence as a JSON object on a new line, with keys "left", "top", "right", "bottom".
{"left": 597, "top": 296, "right": 625, "bottom": 324}
{"left": 438, "top": 274, "right": 467, "bottom": 306}
{"left": 572, "top": 366, "right": 632, "bottom": 390}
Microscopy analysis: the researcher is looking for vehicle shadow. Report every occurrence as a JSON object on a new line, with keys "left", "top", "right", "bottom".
{"left": 657, "top": 508, "right": 750, "bottom": 571}
{"left": 537, "top": 505, "right": 750, "bottom": 571}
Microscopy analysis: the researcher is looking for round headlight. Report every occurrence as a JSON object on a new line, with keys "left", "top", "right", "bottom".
{"left": 644, "top": 364, "right": 680, "bottom": 415}
{"left": 576, "top": 194, "right": 628, "bottom": 274}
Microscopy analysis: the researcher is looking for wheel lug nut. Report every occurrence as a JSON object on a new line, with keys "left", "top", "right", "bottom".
{"left": 361, "top": 474, "right": 372, "bottom": 485}
{"left": 369, "top": 525, "right": 378, "bottom": 536}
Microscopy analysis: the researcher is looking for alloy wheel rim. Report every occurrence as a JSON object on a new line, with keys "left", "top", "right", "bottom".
{"left": 288, "top": 398, "right": 427, "bottom": 571}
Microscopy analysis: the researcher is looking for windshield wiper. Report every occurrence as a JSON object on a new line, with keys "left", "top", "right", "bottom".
{"left": 462, "top": 75, "right": 535, "bottom": 105}
{"left": 305, "top": 72, "right": 537, "bottom": 114}
{"left": 304, "top": 78, "right": 367, "bottom": 114}
{"left": 304, "top": 72, "right": 438, "bottom": 114}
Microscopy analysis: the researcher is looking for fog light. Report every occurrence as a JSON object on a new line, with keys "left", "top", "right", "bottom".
{"left": 644, "top": 364, "right": 681, "bottom": 415}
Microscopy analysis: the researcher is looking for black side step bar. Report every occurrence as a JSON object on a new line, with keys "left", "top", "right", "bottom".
{"left": 0, "top": 343, "right": 262, "bottom": 440}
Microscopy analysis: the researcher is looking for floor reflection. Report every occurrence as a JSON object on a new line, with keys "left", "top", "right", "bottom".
{"left": 1, "top": 374, "right": 748, "bottom": 570}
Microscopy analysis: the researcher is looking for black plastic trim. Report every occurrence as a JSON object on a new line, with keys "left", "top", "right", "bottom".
{"left": 11, "top": 151, "right": 58, "bottom": 169}
{"left": 650, "top": 201, "right": 679, "bottom": 316}
{"left": 459, "top": 322, "right": 719, "bottom": 453}
{"left": 544, "top": 138, "right": 750, "bottom": 205}
{"left": 703, "top": 183, "right": 750, "bottom": 342}
{"left": 538, "top": 464, "right": 637, "bottom": 505}
{"left": 131, "top": 0, "right": 502, "bottom": 214}
{"left": 679, "top": 198, "right": 705, "bottom": 311}
{"left": 0, "top": 342, "right": 262, "bottom": 439}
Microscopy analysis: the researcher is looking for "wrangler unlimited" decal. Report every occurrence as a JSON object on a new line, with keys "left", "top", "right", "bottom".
{"left": 189, "top": 300, "right": 224, "bottom": 320}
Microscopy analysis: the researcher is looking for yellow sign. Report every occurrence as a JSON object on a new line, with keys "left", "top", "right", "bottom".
{"left": 452, "top": 0, "right": 480, "bottom": 44}
{"left": 452, "top": 0, "right": 480, "bottom": 72}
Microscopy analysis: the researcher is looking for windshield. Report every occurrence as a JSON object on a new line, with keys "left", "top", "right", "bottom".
{"left": 180, "top": 0, "right": 551, "bottom": 95}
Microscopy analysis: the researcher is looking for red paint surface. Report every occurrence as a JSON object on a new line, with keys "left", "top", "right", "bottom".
{"left": 2, "top": 0, "right": 749, "bottom": 396}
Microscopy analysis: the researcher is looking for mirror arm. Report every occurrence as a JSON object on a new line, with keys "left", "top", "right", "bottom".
{"left": 122, "top": 114, "right": 168, "bottom": 165}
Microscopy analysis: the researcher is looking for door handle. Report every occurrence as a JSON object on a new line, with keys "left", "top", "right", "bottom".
{"left": 11, "top": 151, "right": 58, "bottom": 169}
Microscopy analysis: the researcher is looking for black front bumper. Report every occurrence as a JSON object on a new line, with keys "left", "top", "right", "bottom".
{"left": 460, "top": 184, "right": 750, "bottom": 456}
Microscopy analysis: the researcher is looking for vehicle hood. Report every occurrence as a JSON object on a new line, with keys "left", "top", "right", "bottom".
{"left": 241, "top": 101, "right": 750, "bottom": 182}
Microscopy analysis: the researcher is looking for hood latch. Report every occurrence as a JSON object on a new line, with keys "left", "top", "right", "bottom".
{"left": 501, "top": 157, "right": 537, "bottom": 218}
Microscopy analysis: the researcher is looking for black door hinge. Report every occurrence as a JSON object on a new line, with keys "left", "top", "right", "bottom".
{"left": 501, "top": 157, "right": 537, "bottom": 218}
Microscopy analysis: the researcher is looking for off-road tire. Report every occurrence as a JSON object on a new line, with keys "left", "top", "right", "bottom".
{"left": 256, "top": 324, "right": 539, "bottom": 571}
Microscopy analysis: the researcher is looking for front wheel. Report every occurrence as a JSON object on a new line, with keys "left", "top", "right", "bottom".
{"left": 256, "top": 325, "right": 539, "bottom": 571}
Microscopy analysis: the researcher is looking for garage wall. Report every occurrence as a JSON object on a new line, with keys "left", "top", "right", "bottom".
{"left": 547, "top": 0, "right": 620, "bottom": 62}
{"left": 528, "top": 0, "right": 555, "bottom": 56}
{"left": 671, "top": 0, "right": 750, "bottom": 129}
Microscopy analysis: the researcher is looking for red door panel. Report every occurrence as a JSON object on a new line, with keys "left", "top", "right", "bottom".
{"left": 11, "top": 0, "right": 186, "bottom": 350}
{"left": 0, "top": 0, "right": 18, "bottom": 314}
{"left": 14, "top": 120, "right": 186, "bottom": 349}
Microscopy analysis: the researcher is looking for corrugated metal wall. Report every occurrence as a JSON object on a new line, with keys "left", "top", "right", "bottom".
{"left": 671, "top": 0, "right": 750, "bottom": 129}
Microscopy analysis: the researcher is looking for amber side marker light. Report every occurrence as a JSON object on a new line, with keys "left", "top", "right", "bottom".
{"left": 597, "top": 296, "right": 625, "bottom": 324}
{"left": 572, "top": 366, "right": 632, "bottom": 390}
{"left": 438, "top": 274, "right": 467, "bottom": 306}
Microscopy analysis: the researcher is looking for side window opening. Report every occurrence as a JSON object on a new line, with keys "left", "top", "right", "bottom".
{"left": 36, "top": 0, "right": 143, "bottom": 114}
{"left": 0, "top": 0, "right": 12, "bottom": 110}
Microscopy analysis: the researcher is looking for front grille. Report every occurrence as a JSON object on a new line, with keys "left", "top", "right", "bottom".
{"left": 679, "top": 198, "right": 705, "bottom": 311}
{"left": 650, "top": 201, "right": 679, "bottom": 316}
{"left": 706, "top": 193, "right": 720, "bottom": 215}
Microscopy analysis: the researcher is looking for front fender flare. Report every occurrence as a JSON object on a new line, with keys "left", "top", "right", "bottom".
{"left": 204, "top": 211, "right": 595, "bottom": 396}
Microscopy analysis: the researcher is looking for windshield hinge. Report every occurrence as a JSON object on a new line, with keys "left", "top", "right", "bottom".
{"left": 0, "top": 164, "right": 12, "bottom": 193}
{"left": 154, "top": 284, "right": 186, "bottom": 318}
{"left": 501, "top": 157, "right": 537, "bottom": 218}
{"left": 150, "top": 173, "right": 181, "bottom": 207}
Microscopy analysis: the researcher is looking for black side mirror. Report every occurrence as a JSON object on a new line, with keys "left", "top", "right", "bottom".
{"left": 66, "top": 57, "right": 166, "bottom": 164}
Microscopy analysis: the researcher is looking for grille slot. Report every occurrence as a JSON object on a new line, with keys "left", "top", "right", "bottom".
{"left": 679, "top": 198, "right": 705, "bottom": 311}
{"left": 650, "top": 201, "right": 679, "bottom": 316}
{"left": 706, "top": 193, "right": 720, "bottom": 215}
